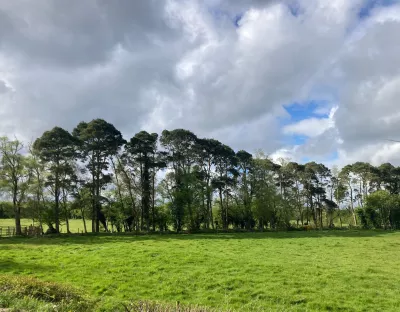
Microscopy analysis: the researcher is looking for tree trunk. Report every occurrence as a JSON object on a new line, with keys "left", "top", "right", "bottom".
{"left": 142, "top": 160, "right": 151, "bottom": 231}
{"left": 36, "top": 190, "right": 43, "bottom": 234}
{"left": 65, "top": 216, "right": 70, "bottom": 234}
{"left": 95, "top": 181, "right": 100, "bottom": 233}
{"left": 219, "top": 188, "right": 224, "bottom": 229}
{"left": 54, "top": 184, "right": 60, "bottom": 233}
{"left": 349, "top": 185, "right": 357, "bottom": 226}
{"left": 62, "top": 190, "right": 70, "bottom": 234}
{"left": 152, "top": 169, "right": 156, "bottom": 232}
{"left": 14, "top": 206, "right": 21, "bottom": 235}
{"left": 81, "top": 207, "right": 87, "bottom": 233}
{"left": 91, "top": 159, "right": 96, "bottom": 233}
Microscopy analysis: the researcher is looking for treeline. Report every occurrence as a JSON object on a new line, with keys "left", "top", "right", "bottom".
{"left": 0, "top": 118, "right": 399, "bottom": 235}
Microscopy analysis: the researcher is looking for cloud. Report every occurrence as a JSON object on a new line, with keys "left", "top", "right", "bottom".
{"left": 283, "top": 117, "right": 333, "bottom": 138}
{"left": 0, "top": 80, "right": 9, "bottom": 93}
{"left": 330, "top": 2, "right": 400, "bottom": 163}
{"left": 0, "top": 0, "right": 400, "bottom": 167}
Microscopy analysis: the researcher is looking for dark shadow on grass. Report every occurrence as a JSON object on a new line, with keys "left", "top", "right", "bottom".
{"left": 0, "top": 259, "right": 55, "bottom": 274}
{"left": 0, "top": 229, "right": 397, "bottom": 246}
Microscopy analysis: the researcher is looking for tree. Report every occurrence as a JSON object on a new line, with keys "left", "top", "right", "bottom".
{"left": 25, "top": 144, "right": 47, "bottom": 233}
{"left": 160, "top": 129, "right": 198, "bottom": 231}
{"left": 33, "top": 127, "right": 77, "bottom": 233}
{"left": 378, "top": 163, "right": 400, "bottom": 194}
{"left": 213, "top": 143, "right": 238, "bottom": 230}
{"left": 351, "top": 162, "right": 376, "bottom": 207}
{"left": 339, "top": 165, "right": 357, "bottom": 226}
{"left": 252, "top": 151, "right": 277, "bottom": 230}
{"left": 236, "top": 150, "right": 254, "bottom": 229}
{"left": 363, "top": 190, "right": 400, "bottom": 229}
{"left": 0, "top": 137, "right": 30, "bottom": 235}
{"left": 126, "top": 131, "right": 159, "bottom": 231}
{"left": 194, "top": 138, "right": 220, "bottom": 229}
{"left": 73, "top": 119, "right": 125, "bottom": 232}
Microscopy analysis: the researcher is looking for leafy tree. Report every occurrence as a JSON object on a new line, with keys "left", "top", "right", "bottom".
{"left": 160, "top": 129, "right": 198, "bottom": 231}
{"left": 252, "top": 152, "right": 277, "bottom": 229}
{"left": 33, "top": 127, "right": 77, "bottom": 233}
{"left": 339, "top": 165, "right": 357, "bottom": 226}
{"left": 212, "top": 143, "right": 238, "bottom": 230}
{"left": 236, "top": 150, "right": 254, "bottom": 229}
{"left": 25, "top": 144, "right": 48, "bottom": 233}
{"left": 73, "top": 119, "right": 125, "bottom": 232}
{"left": 126, "top": 131, "right": 158, "bottom": 231}
{"left": 364, "top": 190, "right": 400, "bottom": 229}
{"left": 0, "top": 137, "right": 30, "bottom": 235}
{"left": 194, "top": 138, "right": 222, "bottom": 229}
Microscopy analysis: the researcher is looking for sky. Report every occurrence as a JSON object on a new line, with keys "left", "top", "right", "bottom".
{"left": 1, "top": 0, "right": 400, "bottom": 167}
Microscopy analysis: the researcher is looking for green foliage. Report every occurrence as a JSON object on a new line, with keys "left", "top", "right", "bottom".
{"left": 73, "top": 119, "right": 125, "bottom": 233}
{"left": 359, "top": 190, "right": 400, "bottom": 229}
{"left": 6, "top": 119, "right": 400, "bottom": 234}
{"left": 0, "top": 202, "right": 14, "bottom": 218}
{"left": 33, "top": 127, "right": 78, "bottom": 233}
{"left": 0, "top": 137, "right": 30, "bottom": 235}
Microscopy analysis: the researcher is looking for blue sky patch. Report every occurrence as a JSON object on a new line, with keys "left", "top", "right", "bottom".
{"left": 283, "top": 100, "right": 331, "bottom": 122}
{"left": 279, "top": 100, "right": 331, "bottom": 146}
{"left": 282, "top": 134, "right": 308, "bottom": 146}
{"left": 358, "top": 0, "right": 398, "bottom": 19}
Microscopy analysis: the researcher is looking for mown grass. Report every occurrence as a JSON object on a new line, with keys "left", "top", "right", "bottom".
{"left": 1, "top": 231, "right": 400, "bottom": 311}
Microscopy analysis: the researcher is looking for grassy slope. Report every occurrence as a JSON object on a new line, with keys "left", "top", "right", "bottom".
{"left": 1, "top": 231, "right": 400, "bottom": 311}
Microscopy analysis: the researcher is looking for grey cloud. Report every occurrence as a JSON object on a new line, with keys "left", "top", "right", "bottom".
{"left": 0, "top": 0, "right": 177, "bottom": 68}
{"left": 1, "top": 0, "right": 399, "bottom": 163}
{"left": 334, "top": 10, "right": 400, "bottom": 152}
{"left": 0, "top": 80, "right": 8, "bottom": 93}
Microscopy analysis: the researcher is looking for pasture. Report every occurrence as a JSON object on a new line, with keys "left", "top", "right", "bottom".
{"left": 0, "top": 218, "right": 90, "bottom": 235}
{"left": 1, "top": 231, "right": 400, "bottom": 311}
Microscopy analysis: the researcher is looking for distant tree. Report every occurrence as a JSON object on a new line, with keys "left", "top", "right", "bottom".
{"left": 73, "top": 119, "right": 125, "bottom": 232}
{"left": 364, "top": 190, "right": 400, "bottom": 229}
{"left": 252, "top": 152, "right": 277, "bottom": 230}
{"left": 0, "top": 137, "right": 30, "bottom": 235}
{"left": 339, "top": 165, "right": 357, "bottom": 226}
{"left": 25, "top": 144, "right": 47, "bottom": 233}
{"left": 236, "top": 150, "right": 254, "bottom": 229}
{"left": 194, "top": 138, "right": 223, "bottom": 229}
{"left": 33, "top": 127, "right": 77, "bottom": 233}
{"left": 160, "top": 129, "right": 198, "bottom": 231}
{"left": 126, "top": 131, "right": 158, "bottom": 231}
{"left": 212, "top": 143, "right": 237, "bottom": 230}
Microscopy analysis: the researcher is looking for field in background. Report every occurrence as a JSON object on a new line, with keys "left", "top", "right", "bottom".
{"left": 1, "top": 231, "right": 400, "bottom": 311}
{"left": 0, "top": 218, "right": 90, "bottom": 234}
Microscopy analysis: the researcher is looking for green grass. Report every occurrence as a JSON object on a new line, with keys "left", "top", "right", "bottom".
{"left": 0, "top": 218, "right": 90, "bottom": 234}
{"left": 1, "top": 231, "right": 400, "bottom": 311}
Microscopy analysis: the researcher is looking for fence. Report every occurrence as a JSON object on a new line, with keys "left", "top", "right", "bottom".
{"left": 0, "top": 225, "right": 42, "bottom": 237}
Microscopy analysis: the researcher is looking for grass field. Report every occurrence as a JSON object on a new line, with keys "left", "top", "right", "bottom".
{"left": 0, "top": 218, "right": 90, "bottom": 234}
{"left": 1, "top": 230, "right": 400, "bottom": 311}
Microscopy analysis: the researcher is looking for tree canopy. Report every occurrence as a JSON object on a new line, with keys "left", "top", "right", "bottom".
{"left": 1, "top": 119, "right": 399, "bottom": 234}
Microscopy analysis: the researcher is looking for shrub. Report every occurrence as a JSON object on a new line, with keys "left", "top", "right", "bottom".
{"left": 0, "top": 275, "right": 93, "bottom": 311}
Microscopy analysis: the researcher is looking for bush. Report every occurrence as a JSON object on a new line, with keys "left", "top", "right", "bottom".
{"left": 0, "top": 275, "right": 93, "bottom": 311}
